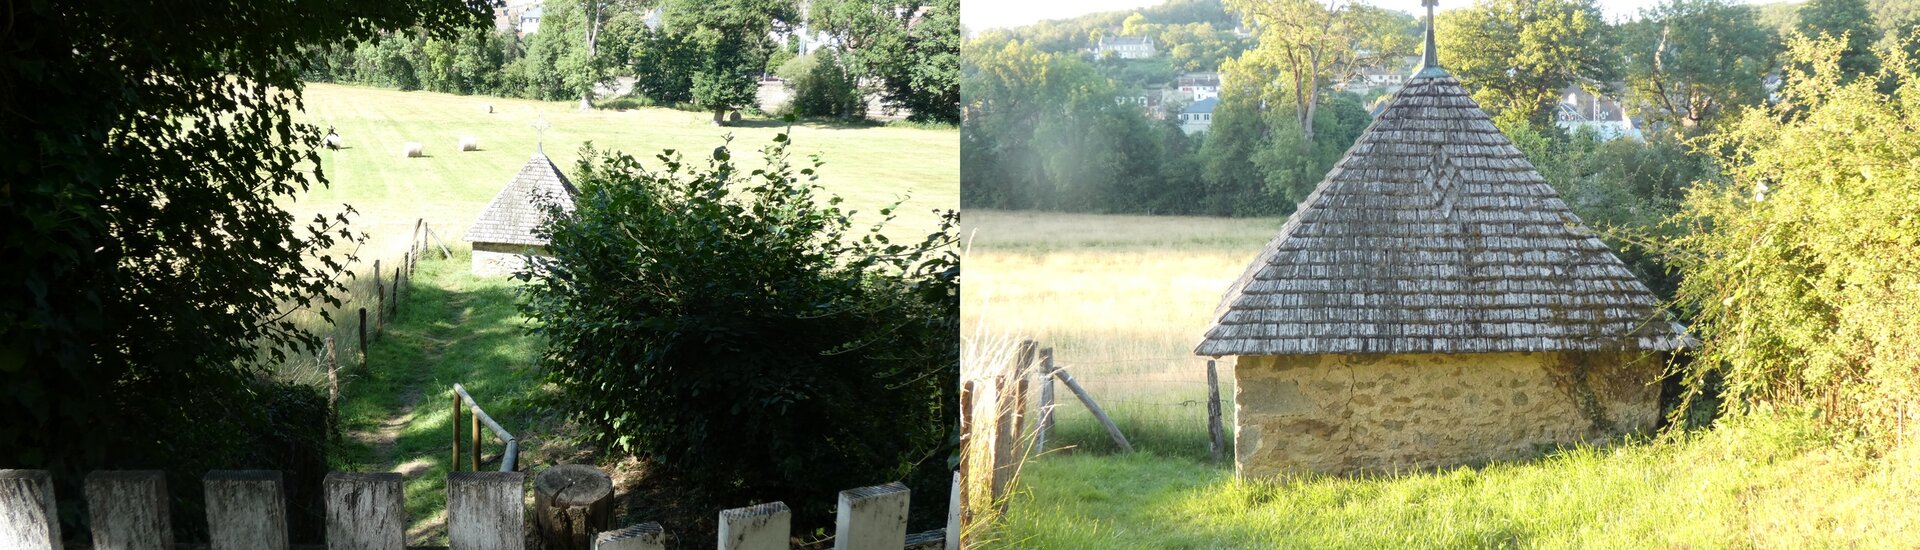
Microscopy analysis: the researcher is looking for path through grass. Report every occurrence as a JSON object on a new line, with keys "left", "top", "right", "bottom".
{"left": 331, "top": 250, "right": 556, "bottom": 546}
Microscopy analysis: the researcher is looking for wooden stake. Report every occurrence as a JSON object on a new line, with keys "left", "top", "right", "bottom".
{"left": 358, "top": 307, "right": 368, "bottom": 371}
{"left": 1053, "top": 368, "right": 1133, "bottom": 453}
{"left": 1036, "top": 348, "right": 1056, "bottom": 452}
{"left": 452, "top": 390, "right": 462, "bottom": 473}
{"left": 471, "top": 406, "right": 482, "bottom": 471}
{"left": 1207, "top": 359, "right": 1225, "bottom": 464}
{"left": 326, "top": 336, "right": 339, "bottom": 410}
{"left": 373, "top": 260, "right": 385, "bottom": 332}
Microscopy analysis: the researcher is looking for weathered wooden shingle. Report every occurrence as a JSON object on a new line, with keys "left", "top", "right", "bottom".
{"left": 464, "top": 153, "right": 578, "bottom": 246}
{"left": 1195, "top": 69, "right": 1688, "bottom": 357}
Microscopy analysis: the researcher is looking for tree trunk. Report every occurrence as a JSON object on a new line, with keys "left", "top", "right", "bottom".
{"left": 712, "top": 109, "right": 727, "bottom": 126}
{"left": 533, "top": 464, "right": 614, "bottom": 550}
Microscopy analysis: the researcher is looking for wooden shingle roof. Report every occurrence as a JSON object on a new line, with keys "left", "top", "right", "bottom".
{"left": 1195, "top": 67, "right": 1687, "bottom": 357}
{"left": 464, "top": 153, "right": 578, "bottom": 246}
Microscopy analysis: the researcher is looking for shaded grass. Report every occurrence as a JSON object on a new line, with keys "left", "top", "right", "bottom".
{"left": 331, "top": 249, "right": 554, "bottom": 546}
{"left": 992, "top": 415, "right": 1920, "bottom": 549}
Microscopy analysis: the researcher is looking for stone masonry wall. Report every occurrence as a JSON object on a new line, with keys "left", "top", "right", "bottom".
{"left": 1233, "top": 351, "right": 1662, "bottom": 477}
{"left": 470, "top": 242, "right": 545, "bottom": 277}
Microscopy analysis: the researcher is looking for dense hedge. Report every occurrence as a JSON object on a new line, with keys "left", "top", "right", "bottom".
{"left": 520, "top": 137, "right": 959, "bottom": 532}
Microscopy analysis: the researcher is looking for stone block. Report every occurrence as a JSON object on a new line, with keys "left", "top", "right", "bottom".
{"left": 86, "top": 470, "right": 172, "bottom": 550}
{"left": 593, "top": 522, "right": 665, "bottom": 550}
{"left": 324, "top": 472, "right": 404, "bottom": 550}
{"left": 0, "top": 469, "right": 60, "bottom": 550}
{"left": 449, "top": 471, "right": 525, "bottom": 550}
{"left": 718, "top": 501, "right": 789, "bottom": 550}
{"left": 833, "top": 483, "right": 909, "bottom": 550}
{"left": 205, "top": 470, "right": 289, "bottom": 550}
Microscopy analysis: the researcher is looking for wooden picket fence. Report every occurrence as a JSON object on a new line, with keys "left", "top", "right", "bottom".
{"left": 0, "top": 469, "right": 949, "bottom": 550}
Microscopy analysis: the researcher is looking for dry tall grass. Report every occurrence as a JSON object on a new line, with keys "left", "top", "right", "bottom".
{"left": 960, "top": 209, "right": 1283, "bottom": 457}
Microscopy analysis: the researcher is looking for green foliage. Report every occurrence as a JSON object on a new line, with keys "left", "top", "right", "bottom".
{"left": 810, "top": 0, "right": 962, "bottom": 123}
{"left": 1438, "top": 0, "right": 1616, "bottom": 125}
{"left": 961, "top": 39, "right": 1205, "bottom": 213}
{"left": 1797, "top": 0, "right": 1881, "bottom": 79}
{"left": 1619, "top": 0, "right": 1779, "bottom": 132}
{"left": 0, "top": 0, "right": 485, "bottom": 538}
{"left": 1669, "top": 35, "right": 1920, "bottom": 433}
{"left": 620, "top": 27, "right": 702, "bottom": 104}
{"left": 665, "top": 0, "right": 796, "bottom": 121}
{"left": 779, "top": 50, "right": 867, "bottom": 119}
{"left": 520, "top": 137, "right": 958, "bottom": 529}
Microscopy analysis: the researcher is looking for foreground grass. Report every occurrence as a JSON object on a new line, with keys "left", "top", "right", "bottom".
{"left": 991, "top": 417, "right": 1920, "bottom": 548}
{"left": 331, "top": 250, "right": 556, "bottom": 546}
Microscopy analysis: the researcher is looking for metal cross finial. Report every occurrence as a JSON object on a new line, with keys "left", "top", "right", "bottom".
{"left": 531, "top": 116, "right": 551, "bottom": 155}
{"left": 1420, "top": 0, "right": 1441, "bottom": 71}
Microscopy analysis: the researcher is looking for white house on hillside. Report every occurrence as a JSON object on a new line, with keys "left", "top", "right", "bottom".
{"left": 1178, "top": 72, "right": 1221, "bottom": 101}
{"left": 1095, "top": 36, "right": 1155, "bottom": 59}
{"left": 1180, "top": 97, "right": 1218, "bottom": 135}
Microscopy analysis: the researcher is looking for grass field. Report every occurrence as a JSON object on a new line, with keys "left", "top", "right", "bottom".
{"left": 961, "top": 209, "right": 1283, "bottom": 457}
{"left": 272, "top": 82, "right": 955, "bottom": 381}
{"left": 294, "top": 82, "right": 957, "bottom": 262}
{"left": 962, "top": 209, "right": 1920, "bottom": 548}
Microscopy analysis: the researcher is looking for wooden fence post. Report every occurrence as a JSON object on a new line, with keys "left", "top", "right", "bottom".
{"left": 595, "top": 523, "right": 667, "bottom": 550}
{"left": 1053, "top": 368, "right": 1133, "bottom": 453}
{"left": 955, "top": 380, "right": 973, "bottom": 539}
{"left": 1013, "top": 340, "right": 1036, "bottom": 437}
{"left": 717, "top": 501, "right": 790, "bottom": 550}
{"left": 373, "top": 260, "right": 384, "bottom": 329}
{"left": 1036, "top": 347, "right": 1056, "bottom": 452}
{"left": 452, "top": 390, "right": 463, "bottom": 473}
{"left": 325, "top": 336, "right": 338, "bottom": 409}
{"left": 449, "top": 471, "right": 526, "bottom": 550}
{"left": 86, "top": 471, "right": 172, "bottom": 550}
{"left": 833, "top": 483, "right": 910, "bottom": 550}
{"left": 945, "top": 471, "right": 962, "bottom": 550}
{"left": 990, "top": 376, "right": 1014, "bottom": 506}
{"left": 323, "top": 472, "right": 405, "bottom": 550}
{"left": 204, "top": 470, "right": 289, "bottom": 550}
{"left": 0, "top": 470, "right": 60, "bottom": 550}
{"left": 1207, "top": 359, "right": 1225, "bottom": 464}
{"left": 358, "top": 307, "right": 368, "bottom": 371}
{"left": 390, "top": 266, "right": 400, "bottom": 319}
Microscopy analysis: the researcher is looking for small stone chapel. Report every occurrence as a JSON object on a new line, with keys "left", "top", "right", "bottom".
{"left": 463, "top": 150, "right": 578, "bottom": 277}
{"left": 1195, "top": 2, "right": 1688, "bottom": 477}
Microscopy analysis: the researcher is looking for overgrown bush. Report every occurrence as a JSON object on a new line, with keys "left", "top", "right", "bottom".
{"left": 778, "top": 50, "right": 867, "bottom": 120}
{"left": 520, "top": 137, "right": 959, "bottom": 531}
{"left": 1668, "top": 34, "right": 1920, "bottom": 435}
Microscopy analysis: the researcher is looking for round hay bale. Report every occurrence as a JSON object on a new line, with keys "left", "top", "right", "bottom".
{"left": 458, "top": 136, "right": 480, "bottom": 152}
{"left": 402, "top": 142, "right": 424, "bottom": 158}
{"left": 728, "top": 111, "right": 743, "bottom": 123}
{"left": 483, "top": 104, "right": 494, "bottom": 114}
{"left": 324, "top": 134, "right": 342, "bottom": 150}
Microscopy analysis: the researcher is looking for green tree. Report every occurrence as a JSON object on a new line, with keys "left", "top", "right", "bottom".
{"left": 1619, "top": 0, "right": 1779, "bottom": 132}
{"left": 521, "top": 137, "right": 958, "bottom": 532}
{"left": 0, "top": 0, "right": 486, "bottom": 538}
{"left": 665, "top": 0, "right": 797, "bottom": 124}
{"left": 1227, "top": 0, "right": 1415, "bottom": 144}
{"left": 1797, "top": 0, "right": 1879, "bottom": 79}
{"left": 779, "top": 50, "right": 867, "bottom": 119}
{"left": 1438, "top": 0, "right": 1615, "bottom": 126}
{"left": 809, "top": 0, "right": 961, "bottom": 123}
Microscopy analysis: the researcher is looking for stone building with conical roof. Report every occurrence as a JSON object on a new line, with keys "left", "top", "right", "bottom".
{"left": 1195, "top": 3, "right": 1687, "bottom": 477}
{"left": 464, "top": 152, "right": 578, "bottom": 276}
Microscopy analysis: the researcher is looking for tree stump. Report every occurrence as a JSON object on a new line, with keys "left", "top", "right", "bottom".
{"left": 534, "top": 464, "right": 614, "bottom": 550}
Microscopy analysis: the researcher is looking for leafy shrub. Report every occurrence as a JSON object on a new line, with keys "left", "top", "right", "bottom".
{"left": 779, "top": 50, "right": 867, "bottom": 120}
{"left": 1668, "top": 35, "right": 1920, "bottom": 435}
{"left": 520, "top": 137, "right": 959, "bottom": 530}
